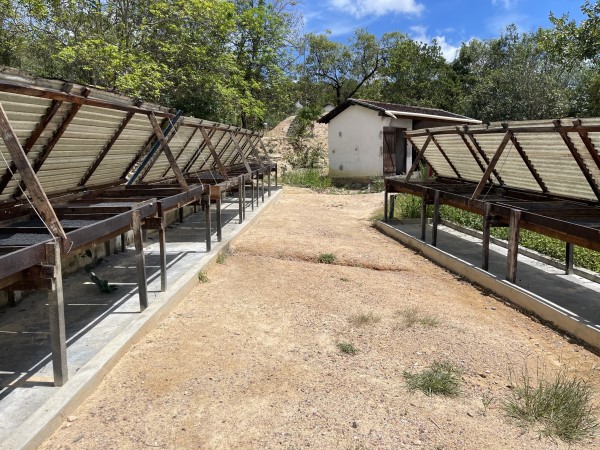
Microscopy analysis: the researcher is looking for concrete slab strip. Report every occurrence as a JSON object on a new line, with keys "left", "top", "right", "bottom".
{"left": 375, "top": 221, "right": 600, "bottom": 351}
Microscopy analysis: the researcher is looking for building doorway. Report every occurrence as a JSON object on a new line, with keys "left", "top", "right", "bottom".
{"left": 382, "top": 127, "right": 407, "bottom": 176}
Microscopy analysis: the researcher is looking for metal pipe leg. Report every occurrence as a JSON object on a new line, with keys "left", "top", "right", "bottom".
{"left": 132, "top": 210, "right": 148, "bottom": 311}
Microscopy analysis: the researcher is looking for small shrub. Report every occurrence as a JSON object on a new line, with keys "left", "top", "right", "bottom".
{"left": 197, "top": 271, "right": 209, "bottom": 283}
{"left": 216, "top": 252, "right": 227, "bottom": 264}
{"left": 349, "top": 312, "right": 381, "bottom": 327}
{"left": 404, "top": 361, "right": 461, "bottom": 396}
{"left": 337, "top": 342, "right": 359, "bottom": 355}
{"left": 282, "top": 168, "right": 332, "bottom": 190}
{"left": 505, "top": 365, "right": 598, "bottom": 443}
{"left": 317, "top": 253, "right": 336, "bottom": 264}
{"left": 399, "top": 307, "right": 440, "bottom": 328}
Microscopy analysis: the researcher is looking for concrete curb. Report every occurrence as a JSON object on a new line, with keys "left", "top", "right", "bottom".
{"left": 2, "top": 189, "right": 283, "bottom": 450}
{"left": 375, "top": 221, "right": 600, "bottom": 351}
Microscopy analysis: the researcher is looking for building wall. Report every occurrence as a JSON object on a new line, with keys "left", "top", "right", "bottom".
{"left": 328, "top": 106, "right": 412, "bottom": 178}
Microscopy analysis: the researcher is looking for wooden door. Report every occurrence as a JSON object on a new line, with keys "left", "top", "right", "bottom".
{"left": 382, "top": 127, "right": 396, "bottom": 176}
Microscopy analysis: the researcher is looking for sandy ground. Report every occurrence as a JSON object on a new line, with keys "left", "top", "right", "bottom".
{"left": 41, "top": 188, "right": 600, "bottom": 449}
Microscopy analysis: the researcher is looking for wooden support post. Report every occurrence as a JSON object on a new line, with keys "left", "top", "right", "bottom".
{"left": 178, "top": 207, "right": 184, "bottom": 224}
{"left": 384, "top": 190, "right": 389, "bottom": 223}
{"left": 506, "top": 209, "right": 521, "bottom": 283}
{"left": 132, "top": 210, "right": 148, "bottom": 311}
{"left": 566, "top": 242, "right": 574, "bottom": 275}
{"left": 255, "top": 178, "right": 259, "bottom": 207}
{"left": 7, "top": 291, "right": 16, "bottom": 307}
{"left": 242, "top": 176, "right": 246, "bottom": 221}
{"left": 482, "top": 203, "right": 491, "bottom": 271}
{"left": 158, "top": 204, "right": 167, "bottom": 292}
{"left": 238, "top": 178, "right": 243, "bottom": 224}
{"left": 120, "top": 233, "right": 127, "bottom": 252}
{"left": 432, "top": 190, "right": 440, "bottom": 247}
{"left": 46, "top": 240, "right": 68, "bottom": 386}
{"left": 389, "top": 195, "right": 396, "bottom": 220}
{"left": 275, "top": 165, "right": 278, "bottom": 187}
{"left": 420, "top": 191, "right": 428, "bottom": 241}
{"left": 0, "top": 102, "right": 70, "bottom": 247}
{"left": 261, "top": 173, "right": 265, "bottom": 202}
{"left": 229, "top": 131, "right": 252, "bottom": 173}
{"left": 267, "top": 169, "right": 271, "bottom": 197}
{"left": 251, "top": 178, "right": 255, "bottom": 211}
{"left": 104, "top": 238, "right": 115, "bottom": 256}
{"left": 204, "top": 195, "right": 212, "bottom": 252}
{"left": 216, "top": 195, "right": 222, "bottom": 242}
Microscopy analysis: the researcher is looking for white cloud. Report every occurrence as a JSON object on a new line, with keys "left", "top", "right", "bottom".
{"left": 491, "top": 0, "right": 519, "bottom": 9}
{"left": 329, "top": 0, "right": 424, "bottom": 18}
{"left": 409, "top": 26, "right": 461, "bottom": 62}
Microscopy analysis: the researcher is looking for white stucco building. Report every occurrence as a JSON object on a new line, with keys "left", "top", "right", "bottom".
{"left": 318, "top": 99, "right": 480, "bottom": 179}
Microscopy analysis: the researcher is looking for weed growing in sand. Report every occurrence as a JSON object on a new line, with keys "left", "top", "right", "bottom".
{"left": 197, "top": 271, "right": 209, "bottom": 283}
{"left": 349, "top": 312, "right": 381, "bottom": 327}
{"left": 504, "top": 365, "right": 598, "bottom": 443}
{"left": 216, "top": 252, "right": 227, "bottom": 264}
{"left": 318, "top": 253, "right": 336, "bottom": 264}
{"left": 404, "top": 361, "right": 461, "bottom": 396}
{"left": 399, "top": 307, "right": 440, "bottom": 328}
{"left": 337, "top": 342, "right": 359, "bottom": 355}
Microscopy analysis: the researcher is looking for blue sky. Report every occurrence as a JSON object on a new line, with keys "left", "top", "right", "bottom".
{"left": 299, "top": 0, "right": 587, "bottom": 60}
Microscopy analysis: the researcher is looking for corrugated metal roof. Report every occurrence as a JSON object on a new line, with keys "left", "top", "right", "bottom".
{"left": 405, "top": 119, "right": 600, "bottom": 203}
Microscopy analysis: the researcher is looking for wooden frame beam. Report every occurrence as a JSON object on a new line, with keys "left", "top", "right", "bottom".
{"left": 573, "top": 119, "right": 600, "bottom": 174}
{"left": 184, "top": 127, "right": 219, "bottom": 173}
{"left": 465, "top": 130, "right": 504, "bottom": 185}
{"left": 470, "top": 130, "right": 513, "bottom": 201}
{"left": 138, "top": 116, "right": 183, "bottom": 181}
{"left": 0, "top": 102, "right": 69, "bottom": 244}
{"left": 456, "top": 127, "right": 486, "bottom": 175}
{"left": 555, "top": 120, "right": 600, "bottom": 201}
{"left": 162, "top": 127, "right": 198, "bottom": 178}
{"left": 430, "top": 133, "right": 461, "bottom": 179}
{"left": 229, "top": 131, "right": 252, "bottom": 173}
{"left": 199, "top": 126, "right": 229, "bottom": 180}
{"left": 405, "top": 135, "right": 431, "bottom": 182}
{"left": 147, "top": 112, "right": 189, "bottom": 191}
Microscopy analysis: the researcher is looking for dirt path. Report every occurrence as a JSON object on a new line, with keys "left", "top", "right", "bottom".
{"left": 42, "top": 188, "right": 600, "bottom": 449}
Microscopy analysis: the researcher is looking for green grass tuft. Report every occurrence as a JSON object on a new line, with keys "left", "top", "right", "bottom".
{"left": 197, "top": 271, "right": 209, "bottom": 283}
{"left": 317, "top": 253, "right": 336, "bottom": 264}
{"left": 505, "top": 366, "right": 598, "bottom": 443}
{"left": 349, "top": 312, "right": 381, "bottom": 327}
{"left": 337, "top": 342, "right": 359, "bottom": 355}
{"left": 216, "top": 252, "right": 227, "bottom": 264}
{"left": 399, "top": 307, "right": 440, "bottom": 328}
{"left": 282, "top": 168, "right": 332, "bottom": 190}
{"left": 404, "top": 361, "right": 461, "bottom": 396}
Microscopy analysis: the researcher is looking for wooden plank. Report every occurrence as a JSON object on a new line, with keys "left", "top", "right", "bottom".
{"left": 210, "top": 133, "right": 235, "bottom": 171}
{"left": 0, "top": 102, "right": 69, "bottom": 244}
{"left": 131, "top": 210, "right": 148, "bottom": 311}
{"left": 470, "top": 130, "right": 512, "bottom": 201}
{"left": 456, "top": 127, "right": 486, "bottom": 175}
{"left": 238, "top": 176, "right": 243, "bottom": 224}
{"left": 0, "top": 80, "right": 173, "bottom": 117}
{"left": 506, "top": 209, "right": 521, "bottom": 283}
{"left": 199, "top": 126, "right": 229, "bottom": 180}
{"left": 405, "top": 135, "right": 432, "bottom": 182}
{"left": 247, "top": 135, "right": 265, "bottom": 169}
{"left": 510, "top": 134, "right": 547, "bottom": 192}
{"left": 216, "top": 193, "right": 222, "bottom": 242}
{"left": 157, "top": 203, "right": 167, "bottom": 292}
{"left": 79, "top": 111, "right": 136, "bottom": 186}
{"left": 13, "top": 88, "right": 91, "bottom": 199}
{"left": 555, "top": 120, "right": 600, "bottom": 201}
{"left": 121, "top": 116, "right": 169, "bottom": 180}
{"left": 45, "top": 240, "right": 68, "bottom": 386}
{"left": 138, "top": 116, "right": 182, "bottom": 181}
{"left": 147, "top": 112, "right": 189, "bottom": 191}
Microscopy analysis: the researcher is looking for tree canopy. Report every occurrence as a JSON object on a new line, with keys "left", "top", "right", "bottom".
{"left": 0, "top": 0, "right": 598, "bottom": 127}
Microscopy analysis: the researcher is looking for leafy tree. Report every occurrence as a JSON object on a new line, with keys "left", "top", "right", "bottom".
{"left": 303, "top": 29, "right": 385, "bottom": 105}
{"left": 379, "top": 32, "right": 462, "bottom": 112}
{"left": 453, "top": 26, "right": 572, "bottom": 122}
